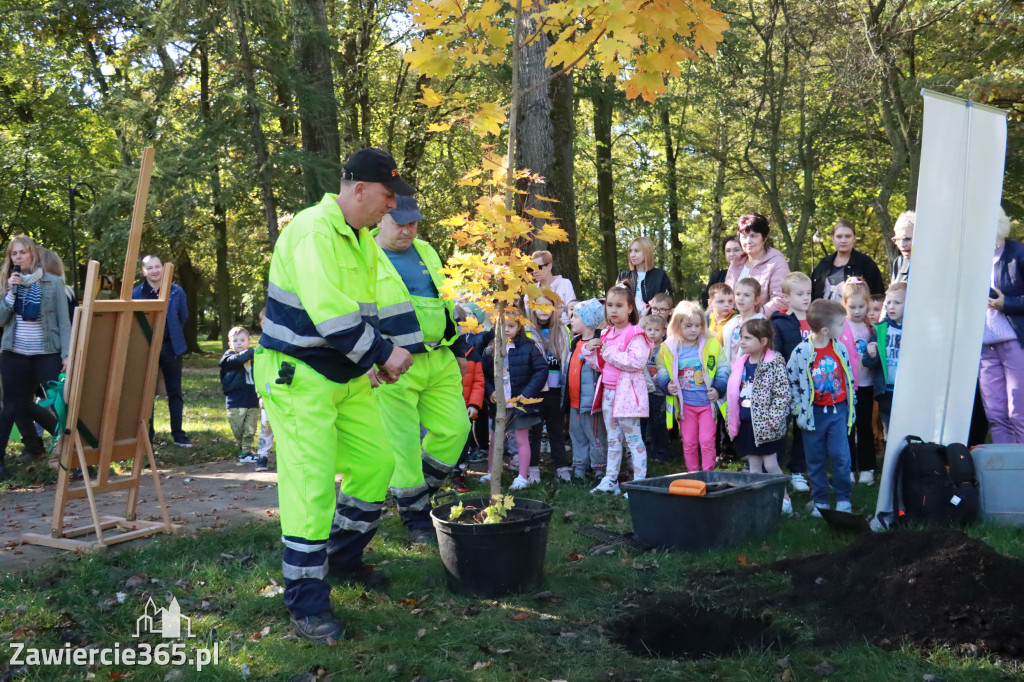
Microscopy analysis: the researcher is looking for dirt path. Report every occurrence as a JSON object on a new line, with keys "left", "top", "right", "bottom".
{"left": 0, "top": 460, "right": 282, "bottom": 573}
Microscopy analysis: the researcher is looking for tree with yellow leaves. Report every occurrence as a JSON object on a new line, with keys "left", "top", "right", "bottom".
{"left": 406, "top": 0, "right": 728, "bottom": 497}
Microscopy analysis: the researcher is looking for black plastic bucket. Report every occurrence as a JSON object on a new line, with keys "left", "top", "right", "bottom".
{"left": 430, "top": 496, "right": 553, "bottom": 597}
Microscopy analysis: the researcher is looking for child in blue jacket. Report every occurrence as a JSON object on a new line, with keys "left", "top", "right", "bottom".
{"left": 481, "top": 315, "right": 548, "bottom": 489}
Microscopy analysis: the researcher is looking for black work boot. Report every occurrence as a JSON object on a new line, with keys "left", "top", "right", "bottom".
{"left": 290, "top": 610, "right": 346, "bottom": 643}
{"left": 328, "top": 562, "right": 390, "bottom": 591}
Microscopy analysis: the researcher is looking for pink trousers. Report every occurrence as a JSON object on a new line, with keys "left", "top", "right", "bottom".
{"left": 681, "top": 403, "right": 716, "bottom": 471}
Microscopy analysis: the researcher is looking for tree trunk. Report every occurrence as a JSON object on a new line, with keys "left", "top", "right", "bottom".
{"left": 200, "top": 43, "right": 232, "bottom": 351}
{"left": 176, "top": 252, "right": 203, "bottom": 354}
{"left": 593, "top": 75, "right": 617, "bottom": 288}
{"left": 230, "top": 0, "right": 281, "bottom": 247}
{"left": 515, "top": 15, "right": 579, "bottom": 287}
{"left": 291, "top": 0, "right": 342, "bottom": 204}
{"left": 708, "top": 107, "right": 728, "bottom": 275}
{"left": 660, "top": 104, "right": 682, "bottom": 291}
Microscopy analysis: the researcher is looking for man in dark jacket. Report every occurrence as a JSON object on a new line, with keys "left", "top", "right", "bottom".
{"left": 133, "top": 255, "right": 191, "bottom": 447}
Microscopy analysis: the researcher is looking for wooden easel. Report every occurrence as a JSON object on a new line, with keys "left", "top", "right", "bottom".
{"left": 22, "top": 147, "right": 178, "bottom": 550}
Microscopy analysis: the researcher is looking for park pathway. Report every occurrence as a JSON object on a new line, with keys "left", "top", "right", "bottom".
{"left": 0, "top": 460, "right": 281, "bottom": 573}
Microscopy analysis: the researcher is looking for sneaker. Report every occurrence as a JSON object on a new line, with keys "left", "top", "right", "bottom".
{"left": 858, "top": 471, "right": 875, "bottom": 485}
{"left": 590, "top": 476, "right": 621, "bottom": 495}
{"left": 790, "top": 473, "right": 809, "bottom": 492}
{"left": 479, "top": 473, "right": 491, "bottom": 483}
{"left": 509, "top": 475, "right": 531, "bottom": 490}
{"left": 468, "top": 449, "right": 487, "bottom": 463}
{"left": 811, "top": 504, "right": 829, "bottom": 519}
{"left": 329, "top": 562, "right": 390, "bottom": 590}
{"left": 835, "top": 501, "right": 853, "bottom": 513}
{"left": 290, "top": 610, "right": 345, "bottom": 643}
{"left": 407, "top": 528, "right": 438, "bottom": 546}
{"left": 451, "top": 473, "right": 469, "bottom": 493}
{"left": 238, "top": 452, "right": 258, "bottom": 464}
{"left": 556, "top": 467, "right": 572, "bottom": 483}
{"left": 527, "top": 466, "right": 541, "bottom": 485}
{"left": 782, "top": 495, "right": 793, "bottom": 515}
{"left": 255, "top": 456, "right": 269, "bottom": 472}
{"left": 173, "top": 436, "right": 194, "bottom": 448}
{"left": 850, "top": 472, "right": 856, "bottom": 483}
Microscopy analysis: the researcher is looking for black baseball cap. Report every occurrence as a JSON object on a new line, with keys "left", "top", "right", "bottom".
{"left": 342, "top": 148, "right": 415, "bottom": 194}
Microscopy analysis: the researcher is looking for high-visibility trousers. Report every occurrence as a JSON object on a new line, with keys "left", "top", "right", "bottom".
{"left": 254, "top": 347, "right": 394, "bottom": 618}
{"left": 375, "top": 348, "right": 470, "bottom": 529}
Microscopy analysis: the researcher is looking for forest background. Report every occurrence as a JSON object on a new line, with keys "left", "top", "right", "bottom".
{"left": 0, "top": 0, "right": 1021, "bottom": 351}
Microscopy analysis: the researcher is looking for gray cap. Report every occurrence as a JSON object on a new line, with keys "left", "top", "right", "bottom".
{"left": 389, "top": 195, "right": 425, "bottom": 225}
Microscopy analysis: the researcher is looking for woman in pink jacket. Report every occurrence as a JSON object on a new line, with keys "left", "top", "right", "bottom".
{"left": 582, "top": 283, "right": 653, "bottom": 496}
{"left": 725, "top": 213, "right": 791, "bottom": 316}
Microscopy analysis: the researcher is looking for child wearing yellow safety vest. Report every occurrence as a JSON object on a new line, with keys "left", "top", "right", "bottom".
{"left": 656, "top": 301, "right": 729, "bottom": 472}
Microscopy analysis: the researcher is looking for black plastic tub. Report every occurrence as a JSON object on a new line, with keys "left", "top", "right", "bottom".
{"left": 430, "top": 497, "right": 553, "bottom": 597}
{"left": 620, "top": 471, "right": 789, "bottom": 551}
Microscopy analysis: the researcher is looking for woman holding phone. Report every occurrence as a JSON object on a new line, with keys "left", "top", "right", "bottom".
{"left": 0, "top": 236, "right": 71, "bottom": 479}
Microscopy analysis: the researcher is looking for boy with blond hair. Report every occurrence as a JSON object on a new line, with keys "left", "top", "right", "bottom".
{"left": 706, "top": 282, "right": 736, "bottom": 342}
{"left": 220, "top": 326, "right": 261, "bottom": 467}
{"left": 771, "top": 271, "right": 813, "bottom": 491}
{"left": 865, "top": 281, "right": 907, "bottom": 429}
{"left": 787, "top": 299, "right": 856, "bottom": 516}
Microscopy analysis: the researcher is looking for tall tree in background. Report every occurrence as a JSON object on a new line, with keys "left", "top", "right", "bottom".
{"left": 592, "top": 75, "right": 617, "bottom": 287}
{"left": 516, "top": 12, "right": 579, "bottom": 285}
{"left": 291, "top": 0, "right": 342, "bottom": 203}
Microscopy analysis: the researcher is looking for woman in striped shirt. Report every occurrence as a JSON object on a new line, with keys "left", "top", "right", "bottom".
{"left": 0, "top": 236, "right": 71, "bottom": 480}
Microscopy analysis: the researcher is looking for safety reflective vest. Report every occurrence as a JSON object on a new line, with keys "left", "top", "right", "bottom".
{"left": 660, "top": 336, "right": 724, "bottom": 427}
{"left": 372, "top": 231, "right": 459, "bottom": 354}
{"left": 260, "top": 194, "right": 393, "bottom": 383}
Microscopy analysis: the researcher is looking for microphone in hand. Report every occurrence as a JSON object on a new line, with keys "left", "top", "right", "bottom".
{"left": 11, "top": 264, "right": 20, "bottom": 297}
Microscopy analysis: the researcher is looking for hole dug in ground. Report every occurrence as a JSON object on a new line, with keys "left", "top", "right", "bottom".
{"left": 608, "top": 595, "right": 779, "bottom": 660}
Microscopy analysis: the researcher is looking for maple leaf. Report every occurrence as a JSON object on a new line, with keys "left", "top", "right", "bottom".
{"left": 534, "top": 223, "right": 569, "bottom": 243}
{"left": 472, "top": 102, "right": 506, "bottom": 136}
{"left": 416, "top": 86, "right": 444, "bottom": 108}
{"left": 427, "top": 121, "right": 455, "bottom": 133}
{"left": 692, "top": 7, "right": 729, "bottom": 55}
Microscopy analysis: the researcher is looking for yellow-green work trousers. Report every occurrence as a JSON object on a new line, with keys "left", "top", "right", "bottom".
{"left": 375, "top": 348, "right": 470, "bottom": 531}
{"left": 255, "top": 347, "right": 394, "bottom": 618}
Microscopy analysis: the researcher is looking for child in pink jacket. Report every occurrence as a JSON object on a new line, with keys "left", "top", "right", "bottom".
{"left": 582, "top": 283, "right": 654, "bottom": 495}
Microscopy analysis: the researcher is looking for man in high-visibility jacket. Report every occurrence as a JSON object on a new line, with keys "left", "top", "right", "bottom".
{"left": 372, "top": 196, "right": 471, "bottom": 543}
{"left": 255, "top": 148, "right": 414, "bottom": 643}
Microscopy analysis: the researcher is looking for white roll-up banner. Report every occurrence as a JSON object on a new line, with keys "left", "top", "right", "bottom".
{"left": 873, "top": 90, "right": 1008, "bottom": 528}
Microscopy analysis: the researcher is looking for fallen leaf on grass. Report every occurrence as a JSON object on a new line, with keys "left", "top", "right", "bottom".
{"left": 258, "top": 585, "right": 284, "bottom": 597}
{"left": 511, "top": 612, "right": 530, "bottom": 621}
{"left": 565, "top": 552, "right": 585, "bottom": 562}
{"left": 472, "top": 661, "right": 491, "bottom": 670}
{"left": 813, "top": 660, "right": 835, "bottom": 675}
{"left": 124, "top": 574, "right": 146, "bottom": 589}
{"left": 416, "top": 628, "right": 426, "bottom": 640}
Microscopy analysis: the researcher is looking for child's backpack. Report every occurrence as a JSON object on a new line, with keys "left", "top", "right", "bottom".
{"left": 892, "top": 435, "right": 979, "bottom": 526}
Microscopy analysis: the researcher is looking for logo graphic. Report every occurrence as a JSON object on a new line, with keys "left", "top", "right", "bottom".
{"left": 133, "top": 597, "right": 193, "bottom": 639}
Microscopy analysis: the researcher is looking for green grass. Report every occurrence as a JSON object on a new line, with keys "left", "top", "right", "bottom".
{"left": 2, "top": 346, "right": 1023, "bottom": 680}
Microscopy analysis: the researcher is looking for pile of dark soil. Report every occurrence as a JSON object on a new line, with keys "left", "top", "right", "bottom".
{"left": 774, "top": 527, "right": 1024, "bottom": 657}
{"left": 607, "top": 594, "right": 778, "bottom": 659}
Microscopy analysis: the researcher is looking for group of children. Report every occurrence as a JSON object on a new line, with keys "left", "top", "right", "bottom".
{"left": 221, "top": 269, "right": 909, "bottom": 517}
{"left": 457, "top": 271, "right": 909, "bottom": 517}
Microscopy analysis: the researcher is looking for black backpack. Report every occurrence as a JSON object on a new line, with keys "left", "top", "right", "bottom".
{"left": 893, "top": 435, "right": 979, "bottom": 526}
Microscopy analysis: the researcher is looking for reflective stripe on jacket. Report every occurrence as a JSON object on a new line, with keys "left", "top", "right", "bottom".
{"left": 259, "top": 194, "right": 393, "bottom": 384}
